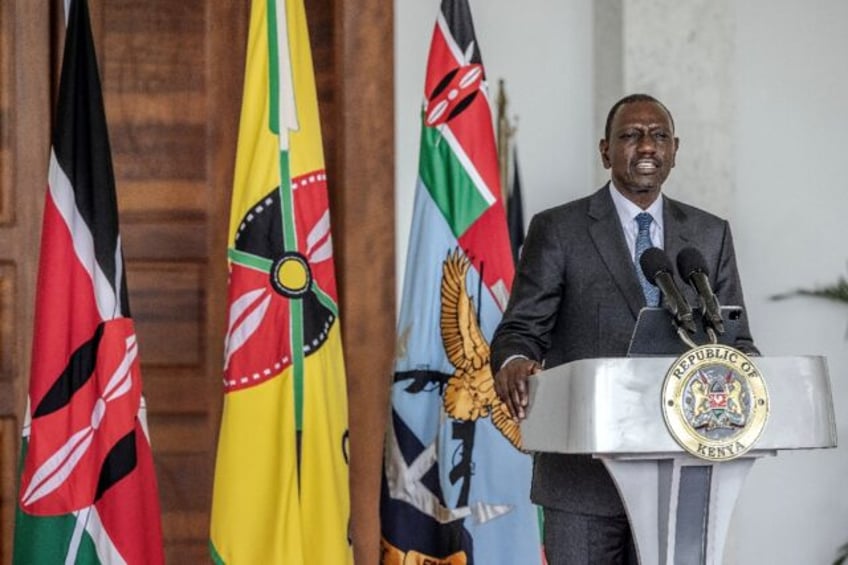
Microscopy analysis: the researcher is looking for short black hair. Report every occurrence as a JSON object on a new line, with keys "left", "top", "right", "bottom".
{"left": 604, "top": 94, "right": 675, "bottom": 140}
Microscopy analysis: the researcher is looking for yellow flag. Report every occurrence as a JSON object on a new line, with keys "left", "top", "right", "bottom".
{"left": 210, "top": 0, "right": 351, "bottom": 562}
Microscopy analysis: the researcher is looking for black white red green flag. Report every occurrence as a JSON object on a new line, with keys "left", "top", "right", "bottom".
{"left": 380, "top": 1, "right": 543, "bottom": 563}
{"left": 13, "top": 1, "right": 164, "bottom": 562}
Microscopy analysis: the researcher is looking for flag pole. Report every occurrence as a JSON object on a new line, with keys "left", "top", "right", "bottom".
{"left": 496, "top": 78, "right": 516, "bottom": 209}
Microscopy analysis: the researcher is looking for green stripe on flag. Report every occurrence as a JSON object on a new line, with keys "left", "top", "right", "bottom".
{"left": 419, "top": 123, "right": 491, "bottom": 237}
{"left": 13, "top": 505, "right": 81, "bottom": 563}
{"left": 278, "top": 152, "right": 297, "bottom": 253}
{"left": 13, "top": 442, "right": 100, "bottom": 564}
{"left": 228, "top": 248, "right": 273, "bottom": 272}
{"left": 313, "top": 284, "right": 339, "bottom": 318}
{"left": 278, "top": 145, "right": 303, "bottom": 432}
{"left": 209, "top": 540, "right": 227, "bottom": 565}
{"left": 266, "top": 0, "right": 279, "bottom": 135}
{"left": 291, "top": 296, "right": 304, "bottom": 432}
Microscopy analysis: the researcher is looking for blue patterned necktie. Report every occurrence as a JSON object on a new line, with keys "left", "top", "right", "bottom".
{"left": 634, "top": 212, "right": 660, "bottom": 306}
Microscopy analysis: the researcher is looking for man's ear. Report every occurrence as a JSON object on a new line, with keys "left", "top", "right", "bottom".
{"left": 671, "top": 136, "right": 680, "bottom": 167}
{"left": 599, "top": 139, "right": 611, "bottom": 169}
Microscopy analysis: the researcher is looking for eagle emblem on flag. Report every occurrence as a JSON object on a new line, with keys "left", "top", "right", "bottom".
{"left": 439, "top": 249, "right": 521, "bottom": 448}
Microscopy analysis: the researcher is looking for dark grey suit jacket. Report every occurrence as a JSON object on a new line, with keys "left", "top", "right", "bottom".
{"left": 490, "top": 185, "right": 757, "bottom": 516}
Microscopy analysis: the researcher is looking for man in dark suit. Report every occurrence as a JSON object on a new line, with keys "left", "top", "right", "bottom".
{"left": 491, "top": 94, "right": 757, "bottom": 564}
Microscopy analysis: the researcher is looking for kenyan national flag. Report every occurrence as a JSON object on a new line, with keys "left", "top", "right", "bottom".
{"left": 13, "top": 1, "right": 164, "bottom": 563}
{"left": 380, "top": 1, "right": 543, "bottom": 564}
{"left": 209, "top": 0, "right": 351, "bottom": 563}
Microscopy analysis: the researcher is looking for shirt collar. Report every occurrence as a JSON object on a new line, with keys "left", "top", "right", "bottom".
{"left": 608, "top": 182, "right": 664, "bottom": 231}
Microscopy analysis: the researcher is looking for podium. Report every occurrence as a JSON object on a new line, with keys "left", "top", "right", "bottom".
{"left": 520, "top": 355, "right": 836, "bottom": 564}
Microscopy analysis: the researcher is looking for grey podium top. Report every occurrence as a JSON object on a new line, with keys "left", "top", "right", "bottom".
{"left": 520, "top": 356, "right": 836, "bottom": 455}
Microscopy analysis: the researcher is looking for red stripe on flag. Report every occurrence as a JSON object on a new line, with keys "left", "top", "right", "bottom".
{"left": 29, "top": 191, "right": 101, "bottom": 403}
{"left": 425, "top": 24, "right": 461, "bottom": 95}
{"left": 457, "top": 200, "right": 515, "bottom": 300}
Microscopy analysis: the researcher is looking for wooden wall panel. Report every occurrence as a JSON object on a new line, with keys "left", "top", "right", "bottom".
{"left": 0, "top": 14, "right": 16, "bottom": 558}
{"left": 121, "top": 220, "right": 206, "bottom": 260}
{"left": 100, "top": 0, "right": 208, "bottom": 224}
{"left": 205, "top": 0, "right": 248, "bottom": 473}
{"left": 0, "top": 266, "right": 14, "bottom": 565}
{"left": 0, "top": 261, "right": 16, "bottom": 557}
{"left": 3, "top": 1, "right": 394, "bottom": 561}
{"left": 93, "top": 0, "right": 222, "bottom": 560}
{"left": 128, "top": 262, "right": 204, "bottom": 367}
{"left": 0, "top": 418, "right": 16, "bottom": 565}
{"left": 159, "top": 508, "right": 209, "bottom": 563}
{"left": 0, "top": 265, "right": 15, "bottom": 399}
{"left": 308, "top": 1, "right": 337, "bottom": 207}
{"left": 1, "top": 0, "right": 50, "bottom": 561}
{"left": 329, "top": 1, "right": 396, "bottom": 562}
{"left": 0, "top": 1, "right": 12, "bottom": 225}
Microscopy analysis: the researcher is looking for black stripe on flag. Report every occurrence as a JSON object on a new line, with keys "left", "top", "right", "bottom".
{"left": 440, "top": 0, "right": 482, "bottom": 65}
{"left": 33, "top": 322, "right": 105, "bottom": 418}
{"left": 94, "top": 429, "right": 138, "bottom": 501}
{"left": 53, "top": 0, "right": 129, "bottom": 316}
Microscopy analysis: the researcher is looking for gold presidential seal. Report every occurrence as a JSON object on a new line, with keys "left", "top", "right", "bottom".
{"left": 661, "top": 344, "right": 769, "bottom": 461}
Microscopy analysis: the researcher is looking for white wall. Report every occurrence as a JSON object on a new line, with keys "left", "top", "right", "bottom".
{"left": 395, "top": 1, "right": 848, "bottom": 562}
{"left": 727, "top": 1, "right": 848, "bottom": 563}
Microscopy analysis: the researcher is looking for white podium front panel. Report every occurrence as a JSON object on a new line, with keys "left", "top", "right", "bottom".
{"left": 521, "top": 356, "right": 836, "bottom": 455}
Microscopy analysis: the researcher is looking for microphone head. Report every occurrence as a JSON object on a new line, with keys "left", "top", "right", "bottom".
{"left": 677, "top": 247, "right": 710, "bottom": 279}
{"left": 639, "top": 247, "right": 673, "bottom": 285}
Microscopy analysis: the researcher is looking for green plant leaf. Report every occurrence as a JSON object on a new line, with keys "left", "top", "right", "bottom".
{"left": 771, "top": 276, "right": 848, "bottom": 304}
{"left": 833, "top": 541, "right": 848, "bottom": 565}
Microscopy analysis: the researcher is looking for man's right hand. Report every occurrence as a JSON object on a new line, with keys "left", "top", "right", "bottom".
{"left": 494, "top": 358, "right": 542, "bottom": 421}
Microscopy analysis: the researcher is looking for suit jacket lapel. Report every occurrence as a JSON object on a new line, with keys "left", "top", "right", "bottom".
{"left": 663, "top": 196, "right": 694, "bottom": 279}
{"left": 588, "top": 185, "right": 645, "bottom": 318}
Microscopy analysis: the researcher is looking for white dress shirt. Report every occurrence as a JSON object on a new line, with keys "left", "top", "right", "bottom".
{"left": 608, "top": 182, "right": 664, "bottom": 259}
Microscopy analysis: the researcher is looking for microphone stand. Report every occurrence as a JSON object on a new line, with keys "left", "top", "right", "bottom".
{"left": 676, "top": 325, "right": 698, "bottom": 349}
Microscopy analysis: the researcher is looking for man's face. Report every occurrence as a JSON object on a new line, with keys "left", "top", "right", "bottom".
{"left": 599, "top": 100, "right": 679, "bottom": 207}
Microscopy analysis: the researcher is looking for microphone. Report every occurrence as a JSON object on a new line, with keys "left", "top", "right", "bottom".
{"left": 677, "top": 247, "right": 725, "bottom": 335}
{"left": 639, "top": 248, "right": 697, "bottom": 334}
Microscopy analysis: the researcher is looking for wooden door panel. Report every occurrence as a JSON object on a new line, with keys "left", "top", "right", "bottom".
{"left": 0, "top": 259, "right": 15, "bottom": 560}
{"left": 122, "top": 220, "right": 207, "bottom": 260}
{"left": 0, "top": 0, "right": 12, "bottom": 224}
{"left": 159, "top": 509, "right": 209, "bottom": 563}
{"left": 128, "top": 262, "right": 205, "bottom": 367}
{"left": 0, "top": 264, "right": 16, "bottom": 397}
{"left": 0, "top": 418, "right": 16, "bottom": 565}
{"left": 0, "top": 0, "right": 44, "bottom": 562}
{"left": 35, "top": 0, "right": 216, "bottom": 560}
{"left": 2, "top": 1, "right": 394, "bottom": 561}
{"left": 94, "top": 1, "right": 217, "bottom": 560}
{"left": 144, "top": 368, "right": 210, "bottom": 413}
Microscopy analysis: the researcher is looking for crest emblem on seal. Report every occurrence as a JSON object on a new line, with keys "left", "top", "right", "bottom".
{"left": 662, "top": 344, "right": 769, "bottom": 461}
